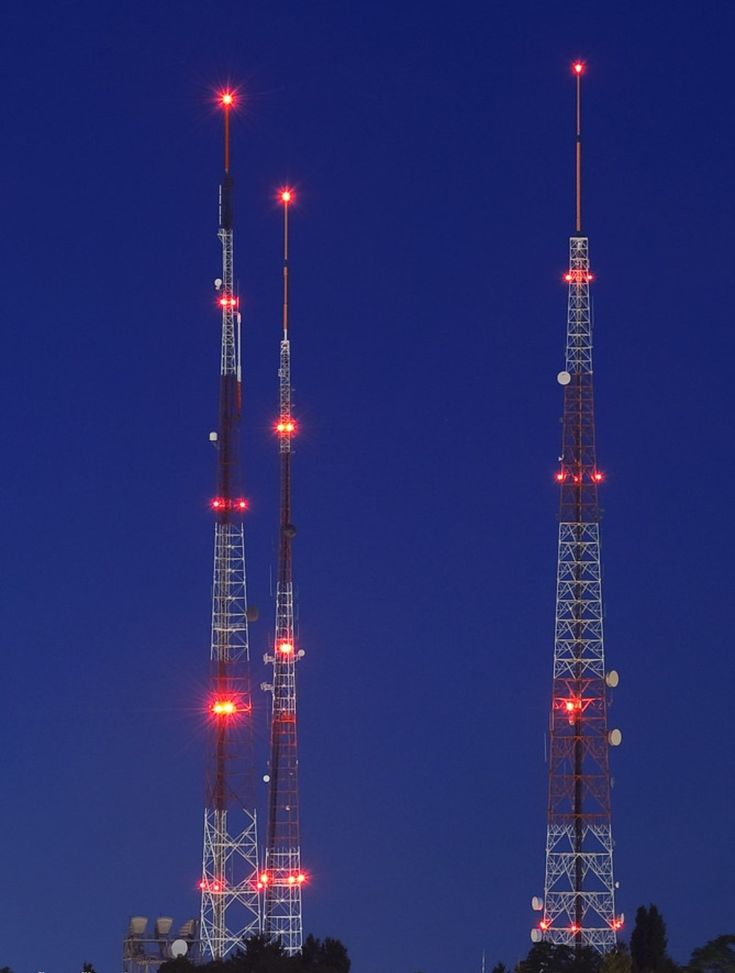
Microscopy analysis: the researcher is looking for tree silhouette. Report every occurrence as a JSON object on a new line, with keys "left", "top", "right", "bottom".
{"left": 689, "top": 936, "right": 735, "bottom": 973}
{"left": 631, "top": 905, "right": 670, "bottom": 973}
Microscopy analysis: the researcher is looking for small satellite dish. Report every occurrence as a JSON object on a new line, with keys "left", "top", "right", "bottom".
{"left": 531, "top": 896, "right": 543, "bottom": 912}
{"left": 530, "top": 929, "right": 542, "bottom": 943}
{"left": 605, "top": 670, "right": 619, "bottom": 688}
{"left": 170, "top": 940, "right": 188, "bottom": 959}
{"left": 297, "top": 649, "right": 306, "bottom": 659}
{"left": 214, "top": 278, "right": 223, "bottom": 290}
{"left": 263, "top": 774, "right": 271, "bottom": 783}
{"left": 557, "top": 370, "right": 572, "bottom": 386}
{"left": 608, "top": 728, "right": 622, "bottom": 747}
{"left": 209, "top": 431, "right": 218, "bottom": 442}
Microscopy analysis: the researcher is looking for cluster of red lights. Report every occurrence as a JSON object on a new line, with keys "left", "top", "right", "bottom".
{"left": 564, "top": 270, "right": 594, "bottom": 283}
{"left": 555, "top": 470, "right": 604, "bottom": 484}
{"left": 199, "top": 879, "right": 224, "bottom": 892}
{"left": 278, "top": 641, "right": 294, "bottom": 655}
{"left": 210, "top": 497, "right": 249, "bottom": 512}
{"left": 211, "top": 700, "right": 237, "bottom": 716}
{"left": 276, "top": 418, "right": 296, "bottom": 435}
{"left": 219, "top": 296, "right": 238, "bottom": 309}
{"left": 257, "top": 871, "right": 306, "bottom": 889}
{"left": 539, "top": 916, "right": 622, "bottom": 933}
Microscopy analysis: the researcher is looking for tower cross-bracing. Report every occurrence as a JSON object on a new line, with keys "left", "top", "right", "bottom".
{"left": 261, "top": 189, "right": 305, "bottom": 953}
{"left": 532, "top": 63, "right": 622, "bottom": 955}
{"left": 199, "top": 91, "right": 261, "bottom": 960}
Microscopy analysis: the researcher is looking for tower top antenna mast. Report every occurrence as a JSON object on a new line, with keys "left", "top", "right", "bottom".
{"left": 280, "top": 189, "right": 292, "bottom": 339}
{"left": 220, "top": 91, "right": 234, "bottom": 174}
{"left": 573, "top": 62, "right": 584, "bottom": 233}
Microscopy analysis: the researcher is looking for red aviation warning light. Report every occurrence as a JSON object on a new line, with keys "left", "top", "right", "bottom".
{"left": 556, "top": 471, "right": 565, "bottom": 482}
{"left": 564, "top": 270, "right": 594, "bottom": 283}
{"left": 296, "top": 872, "right": 305, "bottom": 884}
{"left": 260, "top": 872, "right": 269, "bottom": 884}
{"left": 199, "top": 878, "right": 225, "bottom": 892}
{"left": 593, "top": 471, "right": 604, "bottom": 482}
{"left": 539, "top": 920, "right": 549, "bottom": 931}
{"left": 212, "top": 700, "right": 237, "bottom": 716}
{"left": 219, "top": 296, "right": 238, "bottom": 308}
{"left": 220, "top": 91, "right": 235, "bottom": 108}
{"left": 276, "top": 418, "right": 296, "bottom": 435}
{"left": 560, "top": 696, "right": 585, "bottom": 724}
{"left": 281, "top": 189, "right": 293, "bottom": 203}
{"left": 210, "top": 497, "right": 249, "bottom": 512}
{"left": 278, "top": 642, "right": 294, "bottom": 655}
{"left": 573, "top": 62, "right": 584, "bottom": 75}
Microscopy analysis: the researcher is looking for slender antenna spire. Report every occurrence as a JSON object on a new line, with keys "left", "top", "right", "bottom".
{"left": 222, "top": 91, "right": 233, "bottom": 174}
{"left": 281, "top": 190, "right": 292, "bottom": 338}
{"left": 573, "top": 62, "right": 584, "bottom": 233}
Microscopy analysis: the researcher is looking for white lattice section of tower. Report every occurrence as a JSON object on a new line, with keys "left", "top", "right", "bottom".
{"left": 553, "top": 523, "right": 604, "bottom": 680}
{"left": 210, "top": 523, "right": 248, "bottom": 663}
{"left": 565, "top": 237, "right": 592, "bottom": 374}
{"left": 279, "top": 339, "right": 293, "bottom": 454}
{"left": 218, "top": 227, "right": 237, "bottom": 377}
{"left": 201, "top": 807, "right": 261, "bottom": 959}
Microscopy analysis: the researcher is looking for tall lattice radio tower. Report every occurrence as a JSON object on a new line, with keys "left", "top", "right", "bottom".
{"left": 199, "top": 90, "right": 261, "bottom": 959}
{"left": 261, "top": 189, "right": 306, "bottom": 952}
{"left": 531, "top": 63, "right": 623, "bottom": 954}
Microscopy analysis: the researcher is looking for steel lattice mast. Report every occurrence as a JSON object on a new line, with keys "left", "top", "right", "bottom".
{"left": 199, "top": 91, "right": 261, "bottom": 959}
{"left": 261, "top": 189, "right": 306, "bottom": 953}
{"left": 532, "top": 63, "right": 623, "bottom": 954}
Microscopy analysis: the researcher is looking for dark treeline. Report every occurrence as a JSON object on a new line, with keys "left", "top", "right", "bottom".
{"left": 158, "top": 934, "right": 349, "bottom": 973}
{"left": 5, "top": 909, "right": 733, "bottom": 973}
{"left": 501, "top": 906, "right": 734, "bottom": 973}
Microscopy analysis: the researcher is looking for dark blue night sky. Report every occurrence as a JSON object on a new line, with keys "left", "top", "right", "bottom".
{"left": 0, "top": 2, "right": 733, "bottom": 972}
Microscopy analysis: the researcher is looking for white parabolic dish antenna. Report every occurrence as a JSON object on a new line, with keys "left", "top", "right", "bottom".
{"left": 608, "top": 728, "right": 622, "bottom": 747}
{"left": 557, "top": 370, "right": 572, "bottom": 386}
{"left": 531, "top": 896, "right": 543, "bottom": 911}
{"left": 530, "top": 929, "right": 542, "bottom": 943}
{"left": 605, "top": 670, "right": 619, "bottom": 688}
{"left": 171, "top": 940, "right": 188, "bottom": 959}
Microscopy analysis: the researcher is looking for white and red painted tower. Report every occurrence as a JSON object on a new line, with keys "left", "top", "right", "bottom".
{"left": 261, "top": 189, "right": 306, "bottom": 953}
{"left": 531, "top": 63, "right": 623, "bottom": 954}
{"left": 199, "top": 91, "right": 261, "bottom": 959}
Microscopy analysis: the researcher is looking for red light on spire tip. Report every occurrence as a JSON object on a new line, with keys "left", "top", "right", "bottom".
{"left": 573, "top": 62, "right": 584, "bottom": 75}
{"left": 221, "top": 91, "right": 234, "bottom": 107}
{"left": 281, "top": 189, "right": 293, "bottom": 203}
